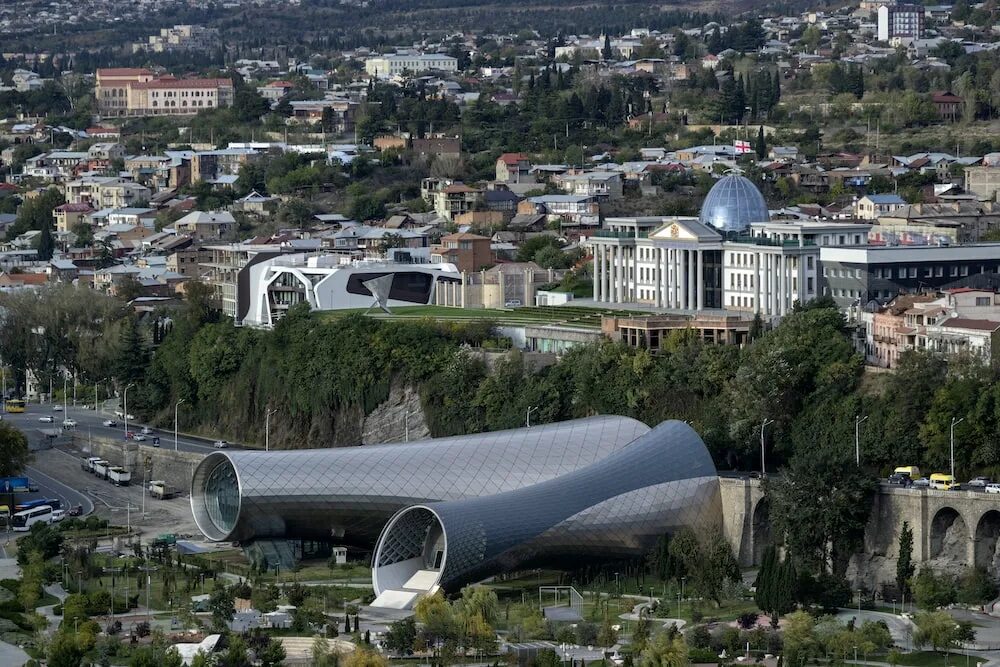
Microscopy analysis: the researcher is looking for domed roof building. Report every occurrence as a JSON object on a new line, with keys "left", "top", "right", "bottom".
{"left": 698, "top": 174, "right": 770, "bottom": 233}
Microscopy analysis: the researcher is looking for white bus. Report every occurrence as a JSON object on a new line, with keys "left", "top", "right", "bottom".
{"left": 11, "top": 505, "right": 53, "bottom": 532}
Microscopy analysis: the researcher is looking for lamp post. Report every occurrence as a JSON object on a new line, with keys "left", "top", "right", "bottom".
{"left": 2, "top": 366, "right": 6, "bottom": 412}
{"left": 760, "top": 418, "right": 774, "bottom": 477}
{"left": 174, "top": 399, "right": 185, "bottom": 451}
{"left": 95, "top": 382, "right": 99, "bottom": 412}
{"left": 123, "top": 383, "right": 135, "bottom": 441}
{"left": 855, "top": 414, "right": 868, "bottom": 466}
{"left": 265, "top": 407, "right": 277, "bottom": 451}
{"left": 403, "top": 410, "right": 419, "bottom": 442}
{"left": 950, "top": 417, "right": 964, "bottom": 479}
{"left": 526, "top": 406, "right": 539, "bottom": 428}
{"left": 63, "top": 374, "right": 68, "bottom": 417}
{"left": 139, "top": 565, "right": 157, "bottom": 623}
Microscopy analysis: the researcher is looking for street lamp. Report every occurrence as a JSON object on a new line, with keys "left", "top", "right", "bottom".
{"left": 265, "top": 407, "right": 277, "bottom": 451}
{"left": 63, "top": 373, "right": 68, "bottom": 417}
{"left": 174, "top": 399, "right": 186, "bottom": 451}
{"left": 526, "top": 406, "right": 539, "bottom": 428}
{"left": 950, "top": 417, "right": 964, "bottom": 479}
{"left": 123, "top": 383, "right": 135, "bottom": 440}
{"left": 855, "top": 414, "right": 868, "bottom": 466}
{"left": 139, "top": 565, "right": 157, "bottom": 623}
{"left": 760, "top": 418, "right": 774, "bottom": 477}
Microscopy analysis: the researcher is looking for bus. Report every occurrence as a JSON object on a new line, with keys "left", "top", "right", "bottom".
{"left": 4, "top": 399, "right": 25, "bottom": 413}
{"left": 12, "top": 505, "right": 53, "bottom": 531}
{"left": 15, "top": 498, "right": 60, "bottom": 512}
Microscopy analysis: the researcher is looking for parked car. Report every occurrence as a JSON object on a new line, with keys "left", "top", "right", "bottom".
{"left": 103, "top": 419, "right": 118, "bottom": 427}
{"left": 68, "top": 505, "right": 83, "bottom": 517}
{"left": 132, "top": 434, "right": 146, "bottom": 442}
{"left": 38, "top": 415, "right": 53, "bottom": 423}
{"left": 968, "top": 476, "right": 992, "bottom": 488}
{"left": 62, "top": 419, "right": 77, "bottom": 428}
{"left": 51, "top": 509, "right": 65, "bottom": 522}
{"left": 140, "top": 426, "right": 153, "bottom": 435}
{"left": 987, "top": 483, "right": 1000, "bottom": 494}
{"left": 213, "top": 440, "right": 229, "bottom": 449}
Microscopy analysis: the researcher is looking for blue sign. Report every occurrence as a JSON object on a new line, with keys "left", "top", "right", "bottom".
{"left": 0, "top": 477, "right": 29, "bottom": 494}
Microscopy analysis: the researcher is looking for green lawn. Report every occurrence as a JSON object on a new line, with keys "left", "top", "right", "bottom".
{"left": 891, "top": 651, "right": 980, "bottom": 667}
{"left": 321, "top": 304, "right": 652, "bottom": 329}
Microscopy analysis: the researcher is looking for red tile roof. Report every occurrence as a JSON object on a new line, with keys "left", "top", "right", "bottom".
{"left": 499, "top": 152, "right": 530, "bottom": 166}
{"left": 55, "top": 203, "right": 94, "bottom": 213}
{"left": 943, "top": 318, "right": 1000, "bottom": 331}
{"left": 97, "top": 68, "right": 153, "bottom": 77}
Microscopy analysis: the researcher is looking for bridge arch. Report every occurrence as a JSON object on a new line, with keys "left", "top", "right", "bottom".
{"left": 930, "top": 506, "right": 970, "bottom": 565}
{"left": 752, "top": 497, "right": 772, "bottom": 566}
{"left": 975, "top": 510, "right": 1000, "bottom": 572}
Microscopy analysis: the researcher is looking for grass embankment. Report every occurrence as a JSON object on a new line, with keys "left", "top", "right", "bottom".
{"left": 325, "top": 304, "right": 653, "bottom": 329}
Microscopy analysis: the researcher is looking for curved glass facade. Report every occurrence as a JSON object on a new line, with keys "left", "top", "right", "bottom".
{"left": 698, "top": 174, "right": 770, "bottom": 233}
{"left": 372, "top": 420, "right": 721, "bottom": 595}
{"left": 190, "top": 415, "right": 651, "bottom": 544}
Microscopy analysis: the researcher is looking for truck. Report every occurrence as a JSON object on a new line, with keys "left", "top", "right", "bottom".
{"left": 108, "top": 467, "right": 131, "bottom": 487}
{"left": 147, "top": 480, "right": 178, "bottom": 500}
{"left": 93, "top": 460, "right": 110, "bottom": 480}
{"left": 82, "top": 457, "right": 102, "bottom": 473}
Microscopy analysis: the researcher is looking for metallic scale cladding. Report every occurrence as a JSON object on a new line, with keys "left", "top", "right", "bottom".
{"left": 698, "top": 174, "right": 770, "bottom": 234}
{"left": 190, "top": 415, "right": 651, "bottom": 544}
{"left": 372, "top": 420, "right": 720, "bottom": 596}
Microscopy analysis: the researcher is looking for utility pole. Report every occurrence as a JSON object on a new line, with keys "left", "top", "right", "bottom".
{"left": 854, "top": 415, "right": 868, "bottom": 466}
{"left": 526, "top": 406, "right": 539, "bottom": 428}
{"left": 950, "top": 417, "right": 964, "bottom": 479}
{"left": 760, "top": 418, "right": 774, "bottom": 477}
{"left": 123, "top": 383, "right": 135, "bottom": 441}
{"left": 174, "top": 399, "right": 185, "bottom": 451}
{"left": 265, "top": 407, "right": 277, "bottom": 451}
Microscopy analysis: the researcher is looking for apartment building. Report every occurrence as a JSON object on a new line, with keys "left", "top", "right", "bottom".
{"left": 64, "top": 177, "right": 151, "bottom": 209}
{"left": 877, "top": 3, "right": 924, "bottom": 41}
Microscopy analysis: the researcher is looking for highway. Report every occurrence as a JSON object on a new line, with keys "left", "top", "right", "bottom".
{"left": 0, "top": 401, "right": 244, "bottom": 456}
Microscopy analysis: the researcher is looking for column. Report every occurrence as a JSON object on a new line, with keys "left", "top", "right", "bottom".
{"left": 766, "top": 253, "right": 774, "bottom": 316}
{"left": 796, "top": 255, "right": 804, "bottom": 308}
{"left": 594, "top": 246, "right": 602, "bottom": 301}
{"left": 619, "top": 246, "right": 627, "bottom": 302}
{"left": 779, "top": 256, "right": 787, "bottom": 315}
{"left": 754, "top": 252, "right": 761, "bottom": 313}
{"left": 688, "top": 249, "right": 697, "bottom": 310}
{"left": 659, "top": 248, "right": 667, "bottom": 308}
{"left": 655, "top": 248, "right": 663, "bottom": 308}
{"left": 696, "top": 250, "right": 705, "bottom": 311}
{"left": 680, "top": 249, "right": 689, "bottom": 310}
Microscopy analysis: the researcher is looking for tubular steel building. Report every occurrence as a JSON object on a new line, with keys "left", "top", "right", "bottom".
{"left": 190, "top": 415, "right": 650, "bottom": 545}
{"left": 190, "top": 416, "right": 721, "bottom": 609}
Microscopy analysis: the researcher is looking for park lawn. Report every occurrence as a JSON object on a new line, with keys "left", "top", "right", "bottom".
{"left": 891, "top": 651, "right": 980, "bottom": 667}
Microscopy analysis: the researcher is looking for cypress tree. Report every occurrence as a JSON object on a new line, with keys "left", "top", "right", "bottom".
{"left": 896, "top": 521, "right": 915, "bottom": 595}
{"left": 37, "top": 221, "right": 54, "bottom": 261}
{"left": 754, "top": 545, "right": 776, "bottom": 616}
{"left": 755, "top": 126, "right": 767, "bottom": 160}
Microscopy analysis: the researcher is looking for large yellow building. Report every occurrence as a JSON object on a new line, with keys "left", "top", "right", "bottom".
{"left": 96, "top": 68, "right": 234, "bottom": 117}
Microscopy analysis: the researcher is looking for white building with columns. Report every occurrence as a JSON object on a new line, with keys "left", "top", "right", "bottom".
{"left": 586, "top": 175, "right": 871, "bottom": 318}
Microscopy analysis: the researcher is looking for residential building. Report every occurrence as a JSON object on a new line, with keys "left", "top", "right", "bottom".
{"left": 201, "top": 244, "right": 298, "bottom": 320}
{"left": 931, "top": 91, "right": 963, "bottom": 122}
{"left": 364, "top": 54, "right": 458, "bottom": 78}
{"left": 555, "top": 171, "right": 623, "bottom": 200}
{"left": 95, "top": 68, "right": 234, "bottom": 117}
{"left": 872, "top": 201, "right": 1000, "bottom": 244}
{"left": 496, "top": 153, "right": 533, "bottom": 183}
{"left": 431, "top": 233, "right": 492, "bottom": 272}
{"left": 167, "top": 246, "right": 210, "bottom": 279}
{"left": 64, "top": 177, "right": 151, "bottom": 209}
{"left": 54, "top": 203, "right": 94, "bottom": 233}
{"left": 877, "top": 3, "right": 924, "bottom": 41}
{"left": 133, "top": 25, "right": 220, "bottom": 53}
{"left": 519, "top": 195, "right": 600, "bottom": 227}
{"left": 171, "top": 211, "right": 236, "bottom": 241}
{"left": 423, "top": 180, "right": 482, "bottom": 221}
{"left": 190, "top": 149, "right": 260, "bottom": 185}
{"left": 854, "top": 193, "right": 906, "bottom": 220}
{"left": 964, "top": 166, "right": 1000, "bottom": 200}
{"left": 256, "top": 81, "right": 295, "bottom": 103}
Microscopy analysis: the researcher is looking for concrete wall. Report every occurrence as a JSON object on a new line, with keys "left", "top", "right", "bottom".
{"left": 73, "top": 434, "right": 204, "bottom": 496}
{"left": 719, "top": 476, "right": 766, "bottom": 567}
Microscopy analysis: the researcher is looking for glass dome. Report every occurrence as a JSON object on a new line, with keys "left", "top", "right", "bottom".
{"left": 698, "top": 174, "right": 770, "bottom": 233}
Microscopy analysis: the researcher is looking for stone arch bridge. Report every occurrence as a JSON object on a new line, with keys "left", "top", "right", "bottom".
{"left": 719, "top": 477, "right": 1000, "bottom": 579}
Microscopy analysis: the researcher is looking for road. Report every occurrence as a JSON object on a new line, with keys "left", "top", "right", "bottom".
{"left": 22, "top": 463, "right": 93, "bottom": 516}
{"left": 1, "top": 401, "right": 243, "bottom": 456}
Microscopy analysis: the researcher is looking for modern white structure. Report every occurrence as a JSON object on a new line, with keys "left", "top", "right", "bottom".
{"left": 587, "top": 175, "right": 872, "bottom": 317}
{"left": 241, "top": 253, "right": 460, "bottom": 328}
{"left": 364, "top": 54, "right": 458, "bottom": 78}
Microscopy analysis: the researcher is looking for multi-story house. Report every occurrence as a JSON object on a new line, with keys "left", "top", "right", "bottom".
{"left": 64, "top": 177, "right": 152, "bottom": 209}
{"left": 853, "top": 194, "right": 906, "bottom": 220}
{"left": 496, "top": 153, "right": 533, "bottom": 183}
{"left": 555, "top": 171, "right": 623, "bottom": 200}
{"left": 364, "top": 53, "right": 458, "bottom": 78}
{"left": 171, "top": 211, "right": 236, "bottom": 241}
{"left": 431, "top": 233, "right": 493, "bottom": 272}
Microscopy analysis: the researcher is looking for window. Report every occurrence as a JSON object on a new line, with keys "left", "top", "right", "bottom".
{"left": 807, "top": 256, "right": 814, "bottom": 270}
{"left": 807, "top": 277, "right": 814, "bottom": 292}
{"left": 935, "top": 266, "right": 943, "bottom": 277}
{"left": 923, "top": 267, "right": 933, "bottom": 277}
{"left": 961, "top": 266, "right": 969, "bottom": 276}
{"left": 898, "top": 268, "right": 906, "bottom": 279}
{"left": 977, "top": 297, "right": 990, "bottom": 306}
{"left": 950, "top": 266, "right": 959, "bottom": 277}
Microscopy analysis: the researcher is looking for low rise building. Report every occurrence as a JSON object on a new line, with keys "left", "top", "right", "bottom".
{"left": 431, "top": 232, "right": 492, "bottom": 272}
{"left": 96, "top": 68, "right": 234, "bottom": 117}
{"left": 854, "top": 193, "right": 906, "bottom": 220}
{"left": 364, "top": 53, "right": 458, "bottom": 78}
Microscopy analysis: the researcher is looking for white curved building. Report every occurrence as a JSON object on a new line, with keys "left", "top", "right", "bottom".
{"left": 242, "top": 253, "right": 460, "bottom": 328}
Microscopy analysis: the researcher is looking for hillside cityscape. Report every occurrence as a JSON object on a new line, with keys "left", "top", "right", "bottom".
{"left": 2, "top": 0, "right": 1000, "bottom": 665}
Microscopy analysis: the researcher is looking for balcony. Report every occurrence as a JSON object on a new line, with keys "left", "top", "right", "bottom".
{"left": 727, "top": 237, "right": 817, "bottom": 248}
{"left": 591, "top": 230, "right": 648, "bottom": 239}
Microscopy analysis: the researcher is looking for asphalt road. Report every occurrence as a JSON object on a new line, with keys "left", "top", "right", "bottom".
{"left": 1, "top": 401, "right": 241, "bottom": 455}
